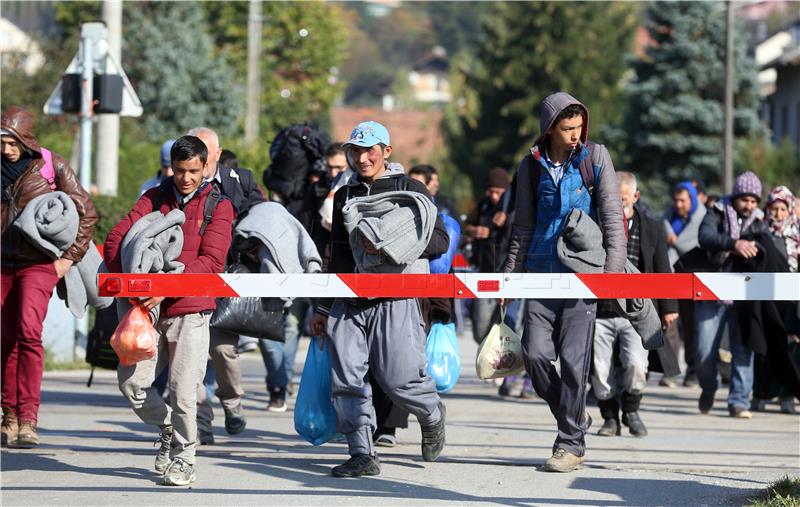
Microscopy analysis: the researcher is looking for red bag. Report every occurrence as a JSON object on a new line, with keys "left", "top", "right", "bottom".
{"left": 110, "top": 303, "right": 158, "bottom": 366}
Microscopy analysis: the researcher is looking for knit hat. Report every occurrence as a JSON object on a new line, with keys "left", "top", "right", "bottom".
{"left": 485, "top": 167, "right": 510, "bottom": 190}
{"left": 732, "top": 171, "right": 762, "bottom": 202}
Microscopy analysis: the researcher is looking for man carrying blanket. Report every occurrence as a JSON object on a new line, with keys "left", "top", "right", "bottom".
{"left": 1, "top": 106, "right": 98, "bottom": 448}
{"left": 104, "top": 136, "right": 234, "bottom": 486}
{"left": 309, "top": 121, "right": 449, "bottom": 477}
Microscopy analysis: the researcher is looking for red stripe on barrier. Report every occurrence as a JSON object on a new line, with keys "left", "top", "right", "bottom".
{"left": 98, "top": 273, "right": 238, "bottom": 298}
{"left": 692, "top": 274, "right": 721, "bottom": 301}
{"left": 453, "top": 276, "right": 478, "bottom": 299}
{"left": 338, "top": 274, "right": 454, "bottom": 298}
{"left": 576, "top": 273, "right": 694, "bottom": 299}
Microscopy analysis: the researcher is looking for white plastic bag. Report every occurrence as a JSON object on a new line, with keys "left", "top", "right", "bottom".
{"left": 475, "top": 308, "right": 525, "bottom": 380}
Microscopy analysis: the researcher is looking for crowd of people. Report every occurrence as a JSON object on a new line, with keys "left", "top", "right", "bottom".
{"left": 1, "top": 91, "right": 798, "bottom": 485}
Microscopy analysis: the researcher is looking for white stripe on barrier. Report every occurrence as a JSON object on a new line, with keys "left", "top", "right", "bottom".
{"left": 694, "top": 273, "right": 800, "bottom": 301}
{"left": 220, "top": 273, "right": 357, "bottom": 298}
{"left": 455, "top": 273, "right": 597, "bottom": 299}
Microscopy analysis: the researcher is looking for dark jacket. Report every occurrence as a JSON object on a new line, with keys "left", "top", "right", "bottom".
{"left": 316, "top": 169, "right": 449, "bottom": 316}
{"left": 466, "top": 196, "right": 512, "bottom": 273}
{"left": 698, "top": 204, "right": 769, "bottom": 272}
{"left": 634, "top": 203, "right": 679, "bottom": 316}
{"left": 104, "top": 181, "right": 235, "bottom": 318}
{"left": 1, "top": 106, "right": 98, "bottom": 267}
{"left": 211, "top": 165, "right": 265, "bottom": 219}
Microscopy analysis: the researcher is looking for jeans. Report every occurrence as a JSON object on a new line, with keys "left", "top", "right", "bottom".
{"left": 694, "top": 300, "right": 754, "bottom": 409}
{"left": 258, "top": 310, "right": 300, "bottom": 391}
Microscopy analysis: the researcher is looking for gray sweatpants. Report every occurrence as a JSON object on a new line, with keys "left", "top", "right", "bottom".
{"left": 591, "top": 317, "right": 649, "bottom": 401}
{"left": 327, "top": 298, "right": 442, "bottom": 457}
{"left": 118, "top": 313, "right": 211, "bottom": 465}
{"left": 197, "top": 327, "right": 243, "bottom": 434}
{"left": 523, "top": 299, "right": 595, "bottom": 457}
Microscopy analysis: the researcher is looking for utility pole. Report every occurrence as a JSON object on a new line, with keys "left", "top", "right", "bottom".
{"left": 96, "top": 0, "right": 122, "bottom": 196}
{"left": 723, "top": 0, "right": 735, "bottom": 194}
{"left": 245, "top": 0, "right": 262, "bottom": 145}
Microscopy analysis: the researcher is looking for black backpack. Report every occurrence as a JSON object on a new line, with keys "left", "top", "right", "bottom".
{"left": 263, "top": 123, "right": 331, "bottom": 202}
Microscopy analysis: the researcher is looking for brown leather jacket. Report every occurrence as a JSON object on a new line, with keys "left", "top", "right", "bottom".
{"left": 1, "top": 106, "right": 98, "bottom": 267}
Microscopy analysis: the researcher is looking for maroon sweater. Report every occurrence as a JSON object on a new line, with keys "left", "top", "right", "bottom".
{"left": 104, "top": 182, "right": 235, "bottom": 318}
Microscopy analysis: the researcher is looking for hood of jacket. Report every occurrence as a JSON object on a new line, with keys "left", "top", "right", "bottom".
{"left": 1, "top": 106, "right": 42, "bottom": 156}
{"left": 533, "top": 92, "right": 589, "bottom": 149}
{"left": 348, "top": 162, "right": 406, "bottom": 187}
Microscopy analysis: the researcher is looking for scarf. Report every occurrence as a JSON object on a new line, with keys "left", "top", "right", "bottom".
{"left": 669, "top": 181, "right": 698, "bottom": 236}
{"left": 766, "top": 186, "right": 800, "bottom": 272}
{"left": 1, "top": 154, "right": 31, "bottom": 202}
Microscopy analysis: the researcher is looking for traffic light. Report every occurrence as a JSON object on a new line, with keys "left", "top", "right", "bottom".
{"left": 60, "top": 73, "right": 124, "bottom": 114}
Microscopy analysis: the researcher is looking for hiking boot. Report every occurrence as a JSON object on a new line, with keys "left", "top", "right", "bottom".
{"left": 224, "top": 404, "right": 246, "bottom": 435}
{"left": 543, "top": 448, "right": 584, "bottom": 472}
{"left": 198, "top": 428, "right": 215, "bottom": 445}
{"left": 779, "top": 396, "right": 796, "bottom": 414}
{"left": 622, "top": 411, "right": 648, "bottom": 437}
{"left": 420, "top": 402, "right": 446, "bottom": 462}
{"left": 699, "top": 392, "right": 715, "bottom": 414}
{"left": 1, "top": 408, "right": 19, "bottom": 446}
{"left": 162, "top": 458, "right": 196, "bottom": 486}
{"left": 597, "top": 418, "right": 620, "bottom": 437}
{"left": 331, "top": 453, "right": 381, "bottom": 478}
{"left": 729, "top": 406, "right": 753, "bottom": 419}
{"left": 267, "top": 388, "right": 287, "bottom": 413}
{"left": 14, "top": 421, "right": 39, "bottom": 448}
{"left": 154, "top": 426, "right": 173, "bottom": 473}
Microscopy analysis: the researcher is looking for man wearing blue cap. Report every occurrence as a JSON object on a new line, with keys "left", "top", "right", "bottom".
{"left": 139, "top": 139, "right": 176, "bottom": 196}
{"left": 309, "top": 121, "right": 449, "bottom": 477}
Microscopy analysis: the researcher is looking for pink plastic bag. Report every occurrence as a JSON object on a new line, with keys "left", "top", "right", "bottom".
{"left": 110, "top": 303, "right": 158, "bottom": 366}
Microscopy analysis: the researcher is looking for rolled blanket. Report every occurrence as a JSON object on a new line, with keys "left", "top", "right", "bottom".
{"left": 121, "top": 209, "right": 186, "bottom": 274}
{"left": 57, "top": 245, "right": 114, "bottom": 318}
{"left": 12, "top": 191, "right": 78, "bottom": 259}
{"left": 557, "top": 208, "right": 664, "bottom": 350}
{"left": 342, "top": 191, "right": 437, "bottom": 273}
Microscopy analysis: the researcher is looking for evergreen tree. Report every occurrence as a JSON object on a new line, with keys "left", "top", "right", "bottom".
{"left": 443, "top": 1, "right": 637, "bottom": 193}
{"left": 124, "top": 2, "right": 243, "bottom": 141}
{"left": 625, "top": 1, "right": 763, "bottom": 188}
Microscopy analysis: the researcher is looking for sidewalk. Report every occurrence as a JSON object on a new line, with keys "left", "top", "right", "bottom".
{"left": 2, "top": 335, "right": 798, "bottom": 506}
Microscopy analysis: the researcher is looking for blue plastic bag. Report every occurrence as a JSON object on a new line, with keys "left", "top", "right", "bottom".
{"left": 425, "top": 322, "right": 461, "bottom": 392}
{"left": 429, "top": 213, "right": 461, "bottom": 274}
{"left": 294, "top": 336, "right": 338, "bottom": 445}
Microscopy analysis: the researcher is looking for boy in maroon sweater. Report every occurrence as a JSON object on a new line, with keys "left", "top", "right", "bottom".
{"left": 104, "top": 136, "right": 234, "bottom": 486}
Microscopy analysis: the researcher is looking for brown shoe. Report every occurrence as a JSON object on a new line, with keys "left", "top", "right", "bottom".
{"left": 1, "top": 408, "right": 19, "bottom": 446}
{"left": 14, "top": 421, "right": 39, "bottom": 448}
{"left": 543, "top": 448, "right": 584, "bottom": 472}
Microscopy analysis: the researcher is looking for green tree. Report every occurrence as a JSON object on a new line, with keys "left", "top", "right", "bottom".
{"left": 443, "top": 1, "right": 637, "bottom": 194}
{"left": 203, "top": 1, "right": 347, "bottom": 143}
{"left": 123, "top": 2, "right": 243, "bottom": 141}
{"left": 625, "top": 1, "right": 763, "bottom": 190}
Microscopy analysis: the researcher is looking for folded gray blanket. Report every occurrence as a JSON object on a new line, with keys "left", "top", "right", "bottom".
{"left": 342, "top": 191, "right": 436, "bottom": 274}
{"left": 57, "top": 245, "right": 113, "bottom": 318}
{"left": 557, "top": 209, "right": 663, "bottom": 350}
{"left": 121, "top": 209, "right": 186, "bottom": 274}
{"left": 12, "top": 191, "right": 78, "bottom": 259}
{"left": 233, "top": 202, "right": 322, "bottom": 275}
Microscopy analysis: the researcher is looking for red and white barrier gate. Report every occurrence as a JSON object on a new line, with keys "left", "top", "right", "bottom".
{"left": 97, "top": 273, "right": 800, "bottom": 301}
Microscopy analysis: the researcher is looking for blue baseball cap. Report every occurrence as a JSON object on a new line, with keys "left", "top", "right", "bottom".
{"left": 160, "top": 139, "right": 175, "bottom": 167}
{"left": 343, "top": 121, "right": 390, "bottom": 148}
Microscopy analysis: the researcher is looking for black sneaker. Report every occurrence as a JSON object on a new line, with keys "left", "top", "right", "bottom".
{"left": 622, "top": 411, "right": 648, "bottom": 437}
{"left": 154, "top": 426, "right": 173, "bottom": 473}
{"left": 224, "top": 404, "right": 247, "bottom": 435}
{"left": 597, "top": 418, "right": 620, "bottom": 437}
{"left": 331, "top": 454, "right": 381, "bottom": 477}
{"left": 267, "top": 388, "right": 287, "bottom": 413}
{"left": 421, "top": 403, "right": 446, "bottom": 462}
{"left": 699, "top": 392, "right": 715, "bottom": 414}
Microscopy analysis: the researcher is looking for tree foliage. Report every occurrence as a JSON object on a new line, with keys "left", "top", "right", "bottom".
{"left": 624, "top": 1, "right": 763, "bottom": 188}
{"left": 443, "top": 1, "right": 637, "bottom": 193}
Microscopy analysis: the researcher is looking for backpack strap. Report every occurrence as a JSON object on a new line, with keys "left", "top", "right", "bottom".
{"left": 150, "top": 188, "right": 165, "bottom": 212}
{"left": 578, "top": 141, "right": 597, "bottom": 198}
{"left": 526, "top": 153, "right": 542, "bottom": 211}
{"left": 39, "top": 148, "right": 57, "bottom": 191}
{"left": 394, "top": 174, "right": 410, "bottom": 192}
{"left": 199, "top": 187, "right": 222, "bottom": 236}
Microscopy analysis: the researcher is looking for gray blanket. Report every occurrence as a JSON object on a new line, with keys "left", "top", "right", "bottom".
{"left": 121, "top": 209, "right": 186, "bottom": 274}
{"left": 12, "top": 191, "right": 78, "bottom": 259}
{"left": 663, "top": 203, "right": 707, "bottom": 268}
{"left": 557, "top": 209, "right": 664, "bottom": 350}
{"left": 233, "top": 202, "right": 322, "bottom": 275}
{"left": 342, "top": 190, "right": 436, "bottom": 274}
{"left": 56, "top": 245, "right": 113, "bottom": 318}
